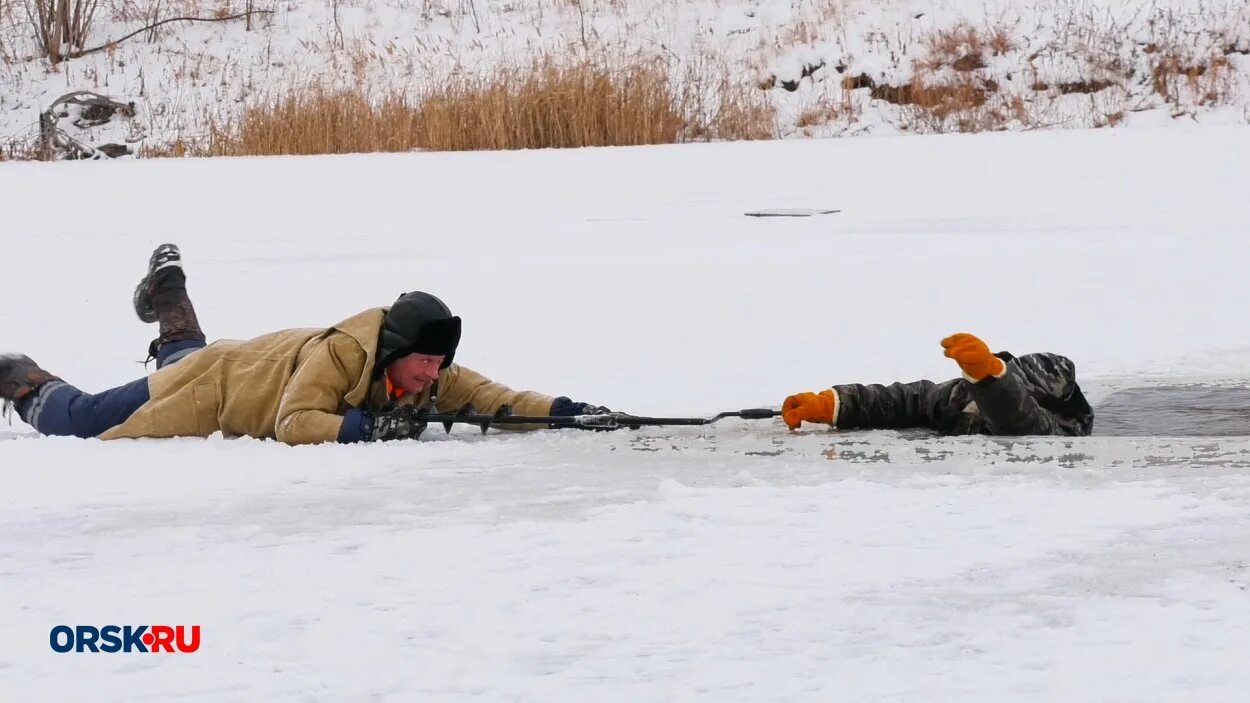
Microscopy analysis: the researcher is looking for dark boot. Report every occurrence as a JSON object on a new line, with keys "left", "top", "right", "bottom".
{"left": 0, "top": 354, "right": 61, "bottom": 405}
{"left": 134, "top": 244, "right": 206, "bottom": 360}
{"left": 134, "top": 243, "right": 183, "bottom": 324}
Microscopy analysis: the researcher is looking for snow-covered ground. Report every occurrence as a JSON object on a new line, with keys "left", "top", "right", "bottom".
{"left": 2, "top": 0, "right": 1249, "bottom": 153}
{"left": 3, "top": 126, "right": 1250, "bottom": 699}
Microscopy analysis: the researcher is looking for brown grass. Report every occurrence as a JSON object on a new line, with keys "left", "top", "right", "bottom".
{"left": 679, "top": 55, "right": 778, "bottom": 142}
{"left": 890, "top": 65, "right": 1035, "bottom": 134}
{"left": 690, "top": 93, "right": 777, "bottom": 142}
{"left": 150, "top": 89, "right": 422, "bottom": 157}
{"left": 987, "top": 26, "right": 1013, "bottom": 56}
{"left": 1150, "top": 50, "right": 1237, "bottom": 107}
{"left": 412, "top": 58, "right": 689, "bottom": 151}
{"left": 146, "top": 55, "right": 776, "bottom": 157}
{"left": 795, "top": 89, "right": 861, "bottom": 134}
{"left": 919, "top": 24, "right": 987, "bottom": 71}
{"left": 870, "top": 72, "right": 989, "bottom": 115}
{"left": 766, "top": 0, "right": 848, "bottom": 50}
{"left": 881, "top": 22, "right": 1032, "bottom": 132}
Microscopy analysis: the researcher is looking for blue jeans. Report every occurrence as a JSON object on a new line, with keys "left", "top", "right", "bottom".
{"left": 19, "top": 339, "right": 206, "bottom": 438}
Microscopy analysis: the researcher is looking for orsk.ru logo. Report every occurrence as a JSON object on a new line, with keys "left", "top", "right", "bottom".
{"left": 49, "top": 625, "right": 201, "bottom": 653}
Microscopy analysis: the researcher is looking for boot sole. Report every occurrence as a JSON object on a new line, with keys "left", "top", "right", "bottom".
{"left": 134, "top": 244, "right": 182, "bottom": 324}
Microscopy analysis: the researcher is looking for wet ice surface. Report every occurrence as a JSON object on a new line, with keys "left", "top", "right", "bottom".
{"left": 1096, "top": 385, "right": 1250, "bottom": 437}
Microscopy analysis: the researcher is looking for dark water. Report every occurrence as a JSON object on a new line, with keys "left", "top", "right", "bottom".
{"left": 1095, "top": 386, "right": 1250, "bottom": 437}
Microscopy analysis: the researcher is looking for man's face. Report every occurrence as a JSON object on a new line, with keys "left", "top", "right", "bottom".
{"left": 387, "top": 352, "right": 446, "bottom": 395}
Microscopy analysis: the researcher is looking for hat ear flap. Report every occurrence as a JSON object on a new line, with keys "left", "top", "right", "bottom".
{"left": 440, "top": 317, "right": 461, "bottom": 369}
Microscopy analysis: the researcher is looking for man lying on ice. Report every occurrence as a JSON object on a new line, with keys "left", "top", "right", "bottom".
{"left": 0, "top": 245, "right": 611, "bottom": 445}
{"left": 781, "top": 333, "right": 1094, "bottom": 436}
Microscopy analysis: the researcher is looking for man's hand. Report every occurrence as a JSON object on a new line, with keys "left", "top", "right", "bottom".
{"left": 550, "top": 397, "right": 621, "bottom": 431}
{"left": 941, "top": 333, "right": 1006, "bottom": 382}
{"left": 369, "top": 405, "right": 427, "bottom": 441}
{"left": 781, "top": 390, "right": 836, "bottom": 430}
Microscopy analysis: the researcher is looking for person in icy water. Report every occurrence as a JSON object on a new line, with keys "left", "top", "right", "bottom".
{"left": 0, "top": 244, "right": 612, "bottom": 445}
{"left": 780, "top": 333, "right": 1093, "bottom": 436}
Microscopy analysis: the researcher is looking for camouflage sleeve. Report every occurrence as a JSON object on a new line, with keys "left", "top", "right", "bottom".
{"left": 832, "top": 380, "right": 953, "bottom": 430}
{"left": 966, "top": 352, "right": 1093, "bottom": 436}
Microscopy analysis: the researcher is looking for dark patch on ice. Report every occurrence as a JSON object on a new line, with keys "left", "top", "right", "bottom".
{"left": 1095, "top": 385, "right": 1250, "bottom": 437}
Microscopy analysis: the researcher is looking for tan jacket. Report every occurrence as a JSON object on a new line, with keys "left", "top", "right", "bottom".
{"left": 99, "top": 308, "right": 554, "bottom": 445}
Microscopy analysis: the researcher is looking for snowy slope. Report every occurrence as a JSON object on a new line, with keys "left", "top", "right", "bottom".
{"left": 2, "top": 126, "right": 1250, "bottom": 700}
{"left": 1, "top": 0, "right": 1248, "bottom": 152}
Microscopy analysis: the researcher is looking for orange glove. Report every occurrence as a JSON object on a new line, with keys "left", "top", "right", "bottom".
{"left": 781, "top": 390, "right": 837, "bottom": 430}
{"left": 941, "top": 333, "right": 1006, "bottom": 382}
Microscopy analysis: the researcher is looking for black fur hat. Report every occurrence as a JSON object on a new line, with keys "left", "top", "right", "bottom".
{"left": 374, "top": 291, "right": 462, "bottom": 377}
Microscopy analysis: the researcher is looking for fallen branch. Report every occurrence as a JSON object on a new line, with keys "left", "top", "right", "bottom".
{"left": 68, "top": 9, "right": 274, "bottom": 59}
{"left": 39, "top": 91, "right": 137, "bottom": 160}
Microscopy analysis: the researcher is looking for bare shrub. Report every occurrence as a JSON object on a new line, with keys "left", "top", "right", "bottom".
{"left": 24, "top": 0, "right": 103, "bottom": 63}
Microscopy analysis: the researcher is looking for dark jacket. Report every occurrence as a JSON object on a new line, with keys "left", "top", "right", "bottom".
{"left": 832, "top": 352, "right": 1093, "bottom": 436}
